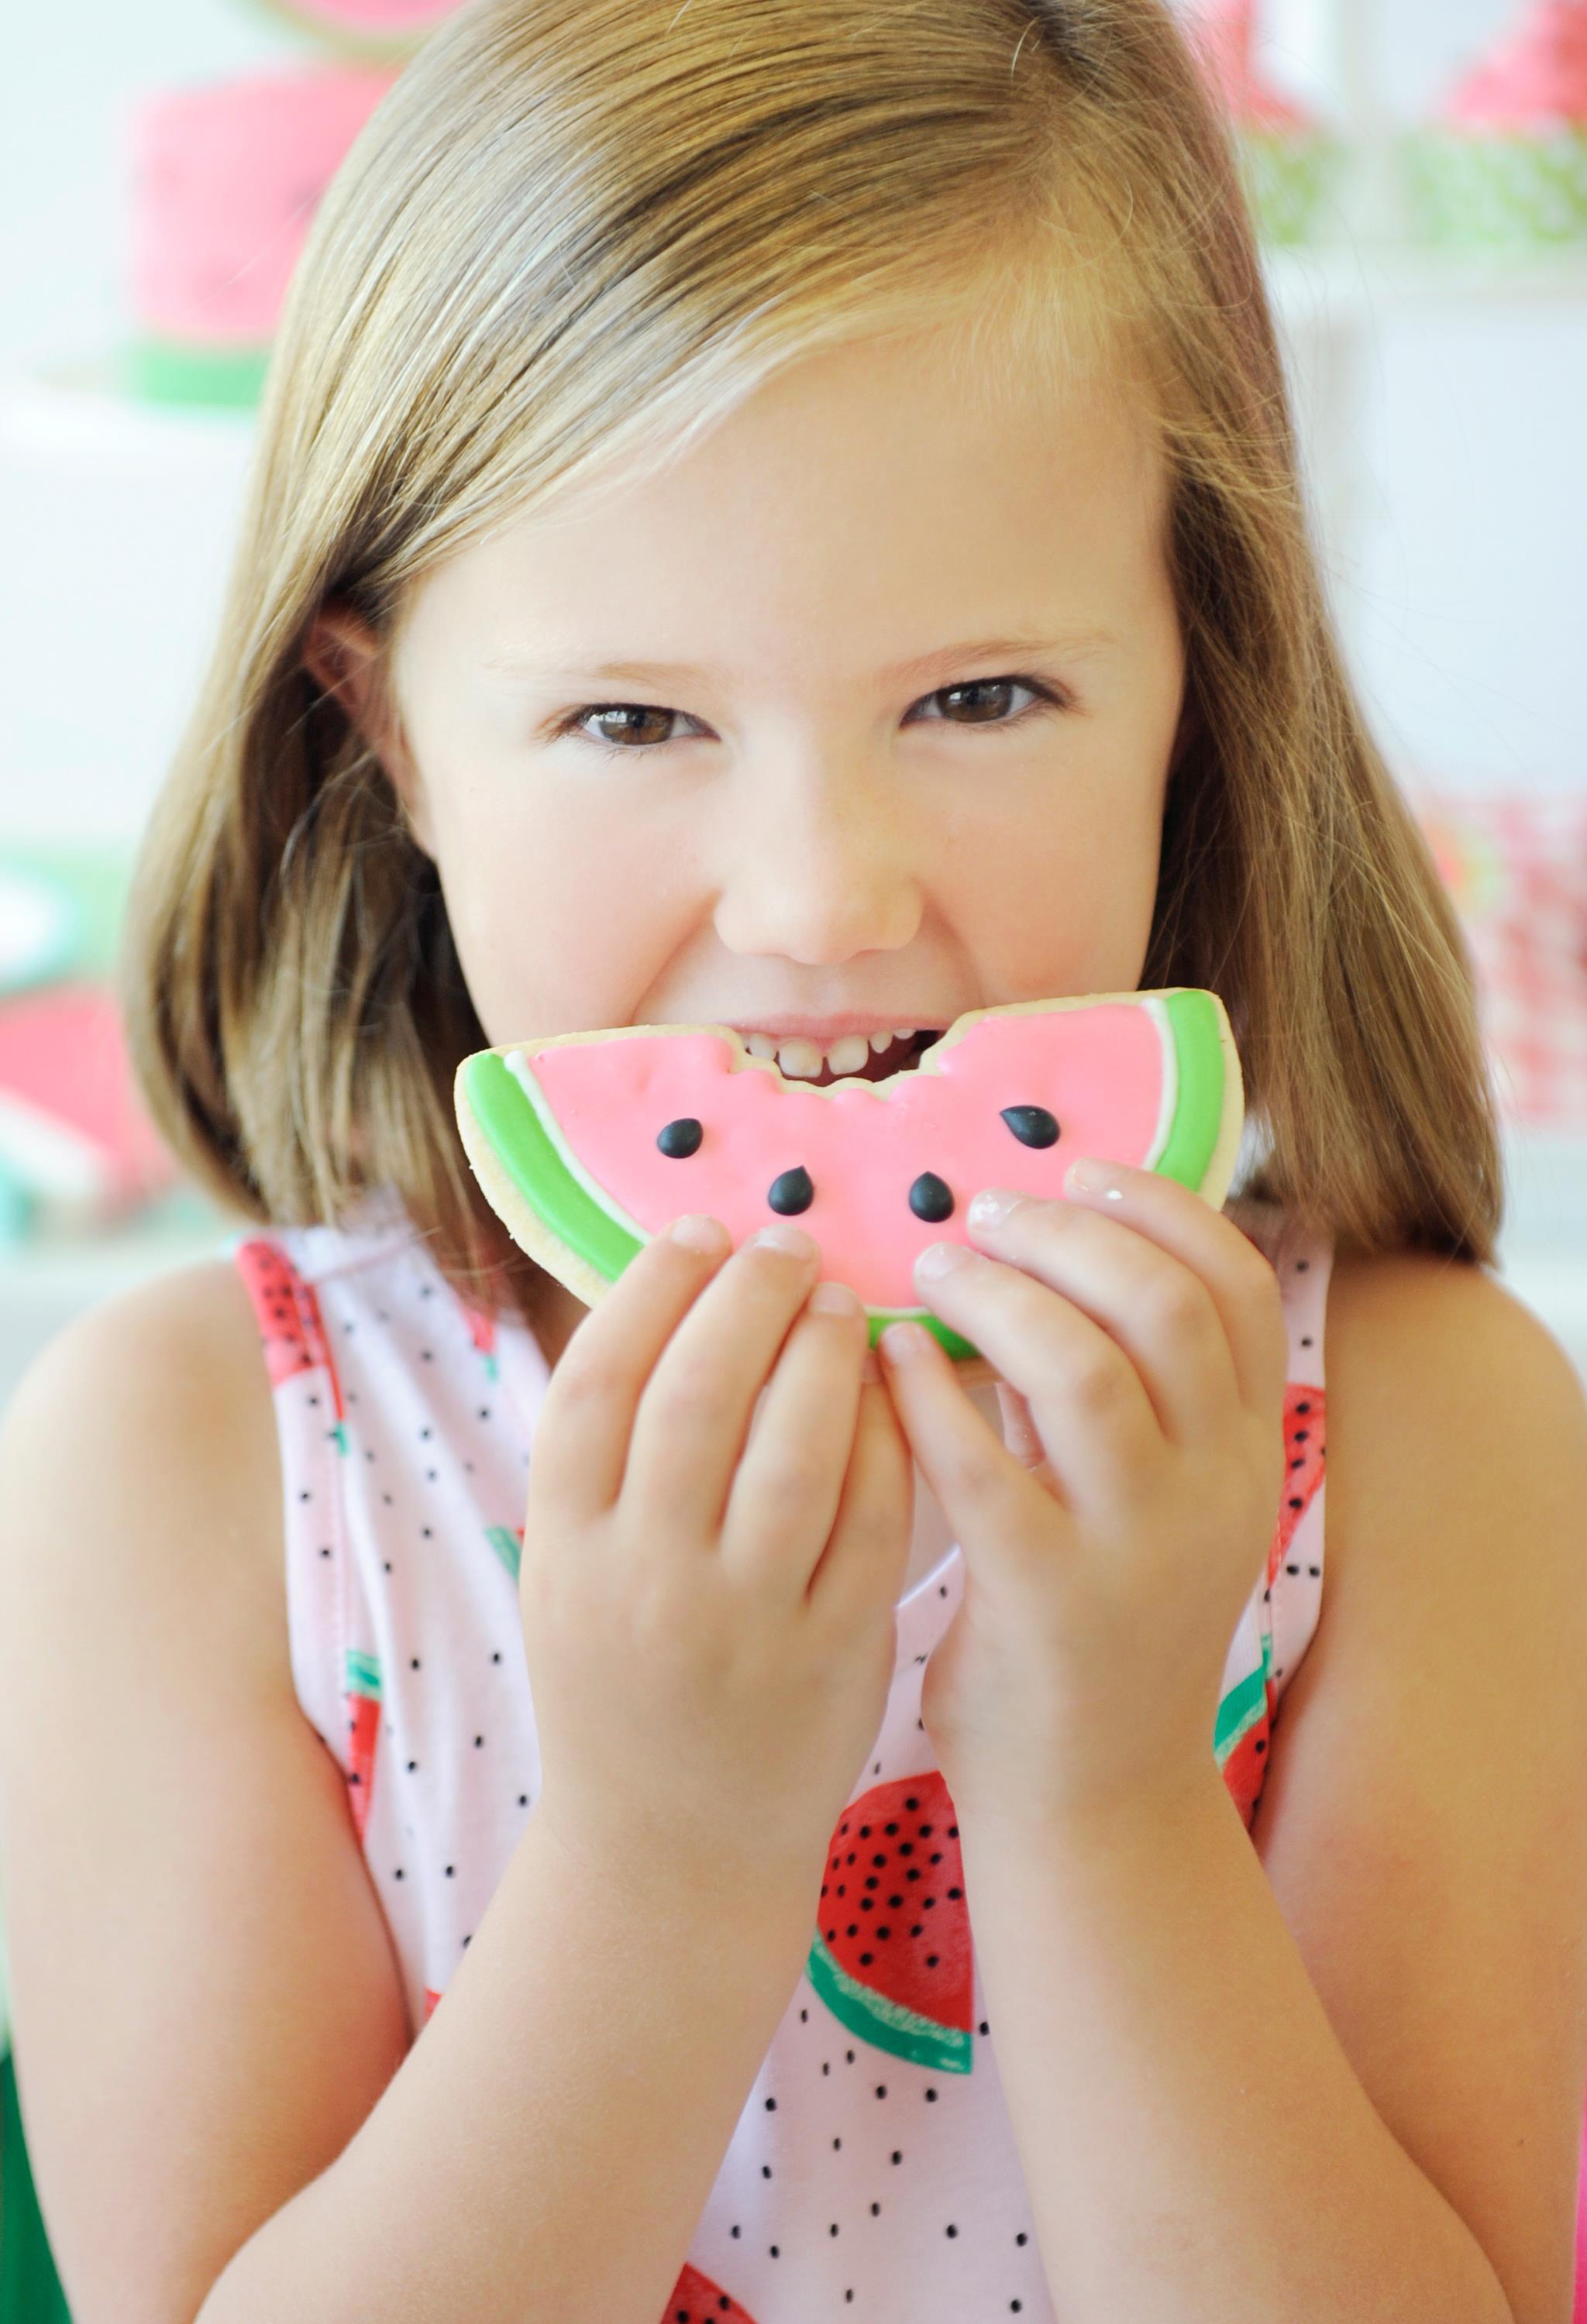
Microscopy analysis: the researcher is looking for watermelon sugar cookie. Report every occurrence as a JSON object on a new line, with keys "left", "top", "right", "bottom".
{"left": 455, "top": 988, "right": 1244, "bottom": 1378}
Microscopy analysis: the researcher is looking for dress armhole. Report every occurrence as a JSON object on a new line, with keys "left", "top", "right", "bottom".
{"left": 230, "top": 1234, "right": 358, "bottom": 1786}
{"left": 1262, "top": 1219, "right": 1333, "bottom": 1725}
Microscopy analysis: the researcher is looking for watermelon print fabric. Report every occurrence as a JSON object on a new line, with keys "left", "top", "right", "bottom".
{"left": 230, "top": 1183, "right": 1331, "bottom": 2323}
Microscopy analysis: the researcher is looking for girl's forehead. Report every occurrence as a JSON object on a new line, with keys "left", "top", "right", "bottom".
{"left": 405, "top": 335, "right": 1170, "bottom": 648}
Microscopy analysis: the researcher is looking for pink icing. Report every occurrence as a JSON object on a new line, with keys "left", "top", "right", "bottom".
{"left": 1444, "top": 2, "right": 1587, "bottom": 130}
{"left": 131, "top": 68, "right": 397, "bottom": 345}
{"left": 525, "top": 1007, "right": 1168, "bottom": 1312}
{"left": 286, "top": 0, "right": 459, "bottom": 23}
{"left": 1187, "top": 0, "right": 1315, "bottom": 132}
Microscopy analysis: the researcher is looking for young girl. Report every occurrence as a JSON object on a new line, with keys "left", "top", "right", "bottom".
{"left": 2, "top": 2, "right": 1585, "bottom": 2319}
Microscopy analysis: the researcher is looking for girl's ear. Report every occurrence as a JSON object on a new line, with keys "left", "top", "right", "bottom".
{"left": 301, "top": 601, "right": 437, "bottom": 859}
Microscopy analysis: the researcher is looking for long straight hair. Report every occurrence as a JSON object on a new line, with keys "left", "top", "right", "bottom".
{"left": 120, "top": 0, "right": 1505, "bottom": 1327}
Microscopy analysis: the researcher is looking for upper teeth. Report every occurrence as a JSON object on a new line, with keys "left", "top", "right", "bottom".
{"left": 743, "top": 1027, "right": 921, "bottom": 1081}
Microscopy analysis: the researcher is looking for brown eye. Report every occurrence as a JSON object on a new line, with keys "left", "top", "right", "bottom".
{"left": 563, "top": 703, "right": 683, "bottom": 751}
{"left": 915, "top": 677, "right": 1056, "bottom": 729}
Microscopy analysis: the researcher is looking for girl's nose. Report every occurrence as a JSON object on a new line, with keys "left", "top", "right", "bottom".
{"left": 710, "top": 784, "right": 923, "bottom": 965}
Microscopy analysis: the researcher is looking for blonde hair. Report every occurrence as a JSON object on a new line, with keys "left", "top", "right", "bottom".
{"left": 121, "top": 0, "right": 1504, "bottom": 1328}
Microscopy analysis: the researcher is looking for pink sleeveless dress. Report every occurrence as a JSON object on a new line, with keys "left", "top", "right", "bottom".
{"left": 232, "top": 1183, "right": 1333, "bottom": 2323}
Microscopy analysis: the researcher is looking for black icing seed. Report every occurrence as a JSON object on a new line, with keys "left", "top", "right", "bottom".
{"left": 908, "top": 1172, "right": 955, "bottom": 1223}
{"left": 1000, "top": 1105, "right": 1059, "bottom": 1149}
{"left": 768, "top": 1166, "right": 815, "bottom": 1215}
{"left": 656, "top": 1116, "right": 704, "bottom": 1158}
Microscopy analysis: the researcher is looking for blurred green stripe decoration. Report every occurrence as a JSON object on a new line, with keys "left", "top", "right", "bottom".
{"left": 0, "top": 844, "right": 190, "bottom": 1244}
{"left": 1, "top": 2043, "right": 74, "bottom": 2324}
{"left": 0, "top": 845, "right": 133, "bottom": 993}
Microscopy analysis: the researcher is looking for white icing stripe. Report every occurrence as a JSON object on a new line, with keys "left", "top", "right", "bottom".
{"left": 1139, "top": 993, "right": 1176, "bottom": 1174}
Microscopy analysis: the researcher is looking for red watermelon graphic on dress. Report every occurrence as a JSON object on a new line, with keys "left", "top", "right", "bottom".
{"left": 808, "top": 1386, "right": 1327, "bottom": 2070}
{"left": 1217, "top": 1380, "right": 1327, "bottom": 1827}
{"left": 343, "top": 1648, "right": 381, "bottom": 1840}
{"left": 458, "top": 1298, "right": 500, "bottom": 1380}
{"left": 234, "top": 1239, "right": 349, "bottom": 1453}
{"left": 659, "top": 2263, "right": 760, "bottom": 2323}
{"left": 807, "top": 1771, "right": 973, "bottom": 2075}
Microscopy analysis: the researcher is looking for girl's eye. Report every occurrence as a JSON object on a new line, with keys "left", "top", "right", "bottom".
{"left": 553, "top": 675, "right": 1069, "bottom": 758}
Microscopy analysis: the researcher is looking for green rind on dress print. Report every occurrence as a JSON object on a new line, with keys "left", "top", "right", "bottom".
{"left": 805, "top": 1933, "right": 973, "bottom": 2076}
{"left": 1213, "top": 1652, "right": 1269, "bottom": 1765}
{"left": 1152, "top": 988, "right": 1227, "bottom": 1191}
{"left": 344, "top": 1648, "right": 381, "bottom": 1700}
{"left": 484, "top": 1525, "right": 522, "bottom": 1585}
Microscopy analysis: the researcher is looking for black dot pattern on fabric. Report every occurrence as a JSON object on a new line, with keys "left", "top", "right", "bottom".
{"left": 236, "top": 1188, "right": 1330, "bottom": 2318}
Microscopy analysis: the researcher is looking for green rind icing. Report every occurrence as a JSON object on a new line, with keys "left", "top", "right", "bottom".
{"left": 344, "top": 1648, "right": 381, "bottom": 1701}
{"left": 1153, "top": 988, "right": 1227, "bottom": 1191}
{"left": 805, "top": 1932, "right": 973, "bottom": 2075}
{"left": 467, "top": 1048, "right": 988, "bottom": 1363}
{"left": 465, "top": 990, "right": 1230, "bottom": 1364}
{"left": 1213, "top": 1648, "right": 1269, "bottom": 1765}
{"left": 466, "top": 1050, "right": 644, "bottom": 1281}
{"left": 485, "top": 1525, "right": 522, "bottom": 1584}
{"left": 121, "top": 339, "right": 271, "bottom": 409}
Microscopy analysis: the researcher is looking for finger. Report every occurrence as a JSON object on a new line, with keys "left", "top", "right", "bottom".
{"left": 911, "top": 1246, "right": 1162, "bottom": 1516}
{"left": 1059, "top": 1164, "right": 1289, "bottom": 1412}
{"left": 720, "top": 1281, "right": 872, "bottom": 1595}
{"left": 809, "top": 1373, "right": 916, "bottom": 1626}
{"left": 877, "top": 1322, "right": 1062, "bottom": 1566}
{"left": 964, "top": 1190, "right": 1240, "bottom": 1441}
{"left": 621, "top": 1224, "right": 821, "bottom": 1540}
{"left": 529, "top": 1215, "right": 734, "bottom": 1517}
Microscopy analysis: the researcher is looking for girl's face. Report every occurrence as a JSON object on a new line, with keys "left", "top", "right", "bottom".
{"left": 340, "top": 323, "right": 1189, "bottom": 1058}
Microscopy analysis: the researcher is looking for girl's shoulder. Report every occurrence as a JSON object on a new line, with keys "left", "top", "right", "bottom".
{"left": 1241, "top": 1239, "right": 1587, "bottom": 2319}
{"left": 1291, "top": 1228, "right": 1574, "bottom": 1604}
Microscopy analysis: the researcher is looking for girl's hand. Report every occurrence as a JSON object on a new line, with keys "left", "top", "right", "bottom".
{"left": 521, "top": 1216, "right": 914, "bottom": 1890}
{"left": 879, "top": 1162, "right": 1290, "bottom": 1836}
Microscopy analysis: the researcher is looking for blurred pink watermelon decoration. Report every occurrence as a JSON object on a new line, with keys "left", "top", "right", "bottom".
{"left": 125, "top": 65, "right": 398, "bottom": 407}
{"left": 1413, "top": 784, "right": 1587, "bottom": 1126}
{"left": 0, "top": 982, "right": 179, "bottom": 1233}
{"left": 1186, "top": 0, "right": 1340, "bottom": 243}
{"left": 1404, "top": 2, "right": 1587, "bottom": 250}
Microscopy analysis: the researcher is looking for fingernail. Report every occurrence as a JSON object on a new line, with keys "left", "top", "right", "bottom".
{"left": 880, "top": 1321, "right": 931, "bottom": 1362}
{"left": 967, "top": 1186, "right": 1026, "bottom": 1230}
{"left": 1065, "top": 1157, "right": 1124, "bottom": 1198}
{"left": 915, "top": 1240, "right": 972, "bottom": 1281}
{"left": 667, "top": 1213, "right": 728, "bottom": 1253}
{"left": 749, "top": 1220, "right": 819, "bottom": 1260}
{"left": 809, "top": 1280, "right": 860, "bottom": 1316}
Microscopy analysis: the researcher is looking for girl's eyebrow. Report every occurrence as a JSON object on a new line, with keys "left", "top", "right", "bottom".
{"left": 478, "top": 630, "right": 1123, "bottom": 688}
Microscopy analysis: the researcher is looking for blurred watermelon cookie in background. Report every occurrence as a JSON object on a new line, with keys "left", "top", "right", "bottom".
{"left": 1186, "top": 0, "right": 1341, "bottom": 246}
{"left": 455, "top": 988, "right": 1244, "bottom": 1383}
{"left": 1403, "top": 0, "right": 1587, "bottom": 250}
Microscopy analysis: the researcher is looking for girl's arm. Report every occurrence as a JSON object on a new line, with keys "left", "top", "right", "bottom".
{"left": 0, "top": 1262, "right": 818, "bottom": 2324}
{"left": 953, "top": 1257, "right": 1587, "bottom": 2324}
{"left": 204, "top": 1813, "right": 817, "bottom": 2324}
